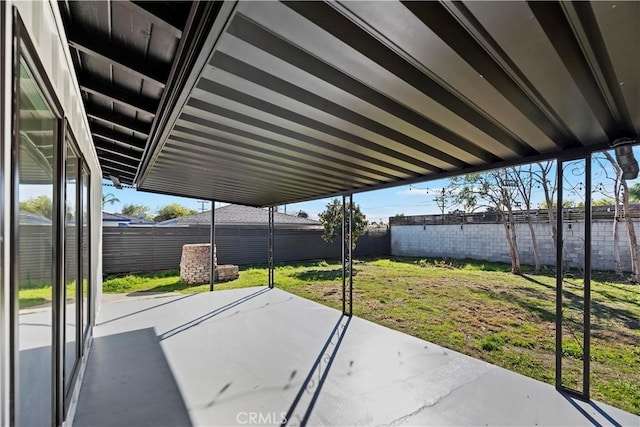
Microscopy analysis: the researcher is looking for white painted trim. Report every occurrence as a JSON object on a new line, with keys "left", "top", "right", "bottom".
{"left": 0, "top": 2, "right": 11, "bottom": 425}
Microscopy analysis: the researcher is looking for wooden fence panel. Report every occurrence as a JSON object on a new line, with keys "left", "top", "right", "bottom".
{"left": 102, "top": 226, "right": 390, "bottom": 275}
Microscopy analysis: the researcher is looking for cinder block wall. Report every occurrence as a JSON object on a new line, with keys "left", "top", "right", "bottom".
{"left": 391, "top": 220, "right": 640, "bottom": 271}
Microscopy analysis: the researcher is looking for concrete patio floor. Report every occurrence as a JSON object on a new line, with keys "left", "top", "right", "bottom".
{"left": 73, "top": 286, "right": 639, "bottom": 426}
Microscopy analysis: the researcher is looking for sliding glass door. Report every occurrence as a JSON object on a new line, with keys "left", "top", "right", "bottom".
{"left": 81, "top": 167, "right": 90, "bottom": 341}
{"left": 63, "top": 132, "right": 89, "bottom": 403}
{"left": 64, "top": 144, "right": 79, "bottom": 393}
{"left": 14, "top": 53, "right": 58, "bottom": 427}
{"left": 11, "top": 10, "right": 94, "bottom": 426}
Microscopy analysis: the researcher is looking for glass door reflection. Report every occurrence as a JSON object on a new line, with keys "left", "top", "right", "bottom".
{"left": 81, "top": 167, "right": 90, "bottom": 340}
{"left": 16, "top": 56, "right": 57, "bottom": 427}
{"left": 64, "top": 144, "right": 78, "bottom": 392}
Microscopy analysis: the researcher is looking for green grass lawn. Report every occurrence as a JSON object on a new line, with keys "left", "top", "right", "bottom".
{"left": 104, "top": 257, "right": 640, "bottom": 414}
{"left": 18, "top": 280, "right": 87, "bottom": 310}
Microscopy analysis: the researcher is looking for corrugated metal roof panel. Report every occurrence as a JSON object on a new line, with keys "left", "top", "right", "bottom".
{"left": 136, "top": 1, "right": 638, "bottom": 206}
{"left": 63, "top": 1, "right": 639, "bottom": 203}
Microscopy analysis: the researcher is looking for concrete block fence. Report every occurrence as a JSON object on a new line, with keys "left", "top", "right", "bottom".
{"left": 391, "top": 220, "right": 640, "bottom": 272}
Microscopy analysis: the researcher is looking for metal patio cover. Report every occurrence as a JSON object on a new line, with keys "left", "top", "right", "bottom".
{"left": 61, "top": 1, "right": 640, "bottom": 207}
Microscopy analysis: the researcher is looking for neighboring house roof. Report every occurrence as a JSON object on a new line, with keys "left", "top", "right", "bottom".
{"left": 158, "top": 204, "right": 320, "bottom": 226}
{"left": 19, "top": 211, "right": 52, "bottom": 225}
{"left": 102, "top": 212, "right": 155, "bottom": 225}
{"left": 103, "top": 212, "right": 128, "bottom": 222}
{"left": 118, "top": 213, "right": 156, "bottom": 224}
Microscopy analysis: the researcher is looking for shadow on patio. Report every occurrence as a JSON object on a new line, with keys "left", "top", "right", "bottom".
{"left": 73, "top": 328, "right": 192, "bottom": 426}
{"left": 73, "top": 287, "right": 639, "bottom": 426}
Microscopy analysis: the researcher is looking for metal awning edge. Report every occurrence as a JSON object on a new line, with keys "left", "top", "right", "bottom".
{"left": 135, "top": 0, "right": 238, "bottom": 186}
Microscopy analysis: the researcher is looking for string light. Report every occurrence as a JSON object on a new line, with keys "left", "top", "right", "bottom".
{"left": 102, "top": 183, "right": 136, "bottom": 189}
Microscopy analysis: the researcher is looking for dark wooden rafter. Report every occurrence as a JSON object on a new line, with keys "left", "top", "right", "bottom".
{"left": 102, "top": 164, "right": 135, "bottom": 176}
{"left": 92, "top": 135, "right": 145, "bottom": 154}
{"left": 67, "top": 31, "right": 169, "bottom": 86}
{"left": 129, "top": 1, "right": 190, "bottom": 37}
{"left": 91, "top": 123, "right": 146, "bottom": 151}
{"left": 97, "top": 154, "right": 141, "bottom": 171}
{"left": 61, "top": 1, "right": 197, "bottom": 187}
{"left": 86, "top": 104, "right": 151, "bottom": 136}
{"left": 100, "top": 156, "right": 139, "bottom": 172}
{"left": 97, "top": 150, "right": 141, "bottom": 169}
{"left": 101, "top": 168, "right": 135, "bottom": 183}
{"left": 79, "top": 76, "right": 158, "bottom": 115}
{"left": 136, "top": 0, "right": 229, "bottom": 183}
{"left": 94, "top": 140, "right": 143, "bottom": 162}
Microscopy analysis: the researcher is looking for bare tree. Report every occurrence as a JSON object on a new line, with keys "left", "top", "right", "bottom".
{"left": 602, "top": 152, "right": 639, "bottom": 281}
{"left": 450, "top": 170, "right": 522, "bottom": 274}
{"left": 622, "top": 179, "right": 639, "bottom": 282}
{"left": 510, "top": 164, "right": 541, "bottom": 272}
{"left": 594, "top": 153, "right": 624, "bottom": 275}
{"left": 532, "top": 161, "right": 557, "bottom": 247}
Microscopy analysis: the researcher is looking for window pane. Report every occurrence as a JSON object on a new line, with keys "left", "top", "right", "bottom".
{"left": 64, "top": 145, "right": 78, "bottom": 389}
{"left": 82, "top": 169, "right": 89, "bottom": 337}
{"left": 17, "top": 57, "right": 55, "bottom": 426}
